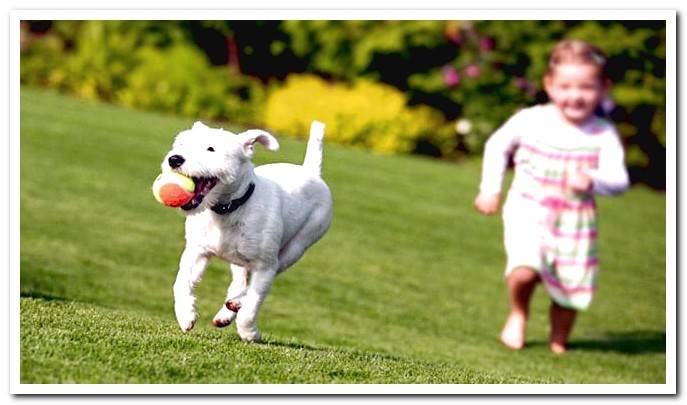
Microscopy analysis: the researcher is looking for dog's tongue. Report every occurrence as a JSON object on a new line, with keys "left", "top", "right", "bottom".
{"left": 194, "top": 177, "right": 217, "bottom": 195}
{"left": 193, "top": 177, "right": 208, "bottom": 194}
{"left": 180, "top": 177, "right": 218, "bottom": 211}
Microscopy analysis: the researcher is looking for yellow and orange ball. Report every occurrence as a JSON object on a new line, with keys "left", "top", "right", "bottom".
{"left": 152, "top": 172, "right": 195, "bottom": 207}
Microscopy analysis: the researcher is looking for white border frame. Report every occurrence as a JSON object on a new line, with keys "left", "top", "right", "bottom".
{"left": 8, "top": 8, "right": 676, "bottom": 395}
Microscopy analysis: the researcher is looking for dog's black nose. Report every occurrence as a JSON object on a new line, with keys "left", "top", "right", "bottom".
{"left": 168, "top": 155, "right": 185, "bottom": 169}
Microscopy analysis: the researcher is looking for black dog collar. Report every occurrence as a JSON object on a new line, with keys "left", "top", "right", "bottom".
{"left": 211, "top": 182, "right": 255, "bottom": 215}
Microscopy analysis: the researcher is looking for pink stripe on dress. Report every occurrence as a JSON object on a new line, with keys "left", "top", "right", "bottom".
{"left": 550, "top": 228, "right": 598, "bottom": 239}
{"left": 540, "top": 268, "right": 597, "bottom": 294}
{"left": 553, "top": 257, "right": 599, "bottom": 267}
{"left": 519, "top": 192, "right": 596, "bottom": 210}
{"left": 520, "top": 142, "right": 599, "bottom": 163}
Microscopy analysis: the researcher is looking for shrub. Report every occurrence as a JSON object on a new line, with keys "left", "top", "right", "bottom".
{"left": 21, "top": 20, "right": 667, "bottom": 186}
{"left": 20, "top": 21, "right": 265, "bottom": 126}
{"left": 278, "top": 20, "right": 666, "bottom": 180}
{"left": 282, "top": 21, "right": 448, "bottom": 82}
{"left": 21, "top": 21, "right": 150, "bottom": 100}
{"left": 115, "top": 44, "right": 265, "bottom": 125}
{"left": 264, "top": 74, "right": 455, "bottom": 155}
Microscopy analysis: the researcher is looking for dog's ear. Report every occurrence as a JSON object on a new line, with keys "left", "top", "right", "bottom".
{"left": 192, "top": 121, "right": 208, "bottom": 130}
{"left": 238, "top": 130, "right": 280, "bottom": 158}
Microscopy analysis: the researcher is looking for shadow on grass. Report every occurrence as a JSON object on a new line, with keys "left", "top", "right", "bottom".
{"left": 529, "top": 330, "right": 665, "bottom": 354}
{"left": 568, "top": 330, "right": 666, "bottom": 354}
{"left": 261, "top": 336, "right": 407, "bottom": 363}
{"left": 20, "top": 290, "right": 69, "bottom": 303}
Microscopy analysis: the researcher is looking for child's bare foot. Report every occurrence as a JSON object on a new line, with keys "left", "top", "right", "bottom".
{"left": 550, "top": 341, "right": 567, "bottom": 355}
{"left": 500, "top": 312, "right": 526, "bottom": 350}
{"left": 549, "top": 302, "right": 576, "bottom": 355}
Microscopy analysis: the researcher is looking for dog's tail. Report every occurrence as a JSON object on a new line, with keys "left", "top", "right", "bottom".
{"left": 302, "top": 121, "right": 325, "bottom": 177}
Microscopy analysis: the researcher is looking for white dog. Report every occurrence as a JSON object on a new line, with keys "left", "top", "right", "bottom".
{"left": 160, "top": 121, "right": 333, "bottom": 342}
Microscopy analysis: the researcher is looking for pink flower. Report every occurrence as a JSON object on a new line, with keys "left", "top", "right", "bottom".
{"left": 515, "top": 77, "right": 529, "bottom": 90}
{"left": 442, "top": 65, "right": 461, "bottom": 87}
{"left": 515, "top": 77, "right": 537, "bottom": 97}
{"left": 479, "top": 37, "right": 495, "bottom": 52}
{"left": 464, "top": 64, "right": 481, "bottom": 78}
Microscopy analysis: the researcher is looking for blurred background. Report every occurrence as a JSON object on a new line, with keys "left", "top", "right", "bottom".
{"left": 20, "top": 20, "right": 666, "bottom": 189}
{"left": 18, "top": 19, "right": 668, "bottom": 383}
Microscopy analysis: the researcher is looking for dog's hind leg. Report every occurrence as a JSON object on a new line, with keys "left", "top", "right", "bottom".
{"left": 212, "top": 264, "right": 248, "bottom": 328}
{"left": 277, "top": 205, "right": 332, "bottom": 273}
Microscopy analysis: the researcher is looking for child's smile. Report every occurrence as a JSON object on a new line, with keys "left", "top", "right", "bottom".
{"left": 544, "top": 63, "right": 606, "bottom": 125}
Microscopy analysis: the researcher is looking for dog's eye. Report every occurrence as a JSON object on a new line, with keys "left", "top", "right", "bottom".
{"left": 207, "top": 146, "right": 215, "bottom": 152}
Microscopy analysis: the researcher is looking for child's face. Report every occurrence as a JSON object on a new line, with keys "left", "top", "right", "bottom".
{"left": 544, "top": 63, "right": 607, "bottom": 125}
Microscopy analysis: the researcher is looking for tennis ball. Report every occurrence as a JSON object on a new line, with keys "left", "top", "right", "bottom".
{"left": 152, "top": 172, "right": 195, "bottom": 207}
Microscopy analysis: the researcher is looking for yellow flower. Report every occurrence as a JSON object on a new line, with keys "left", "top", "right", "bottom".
{"left": 265, "top": 74, "right": 454, "bottom": 155}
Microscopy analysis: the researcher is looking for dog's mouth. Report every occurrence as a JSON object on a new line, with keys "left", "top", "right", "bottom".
{"left": 181, "top": 176, "right": 219, "bottom": 211}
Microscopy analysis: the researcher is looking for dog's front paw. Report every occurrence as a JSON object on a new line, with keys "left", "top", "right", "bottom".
{"left": 212, "top": 305, "right": 237, "bottom": 328}
{"left": 175, "top": 303, "right": 197, "bottom": 332}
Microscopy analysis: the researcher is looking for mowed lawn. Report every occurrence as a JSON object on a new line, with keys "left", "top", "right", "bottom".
{"left": 19, "top": 87, "right": 666, "bottom": 384}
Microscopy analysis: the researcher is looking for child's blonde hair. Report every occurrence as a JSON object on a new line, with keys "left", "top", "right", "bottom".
{"left": 546, "top": 39, "right": 608, "bottom": 80}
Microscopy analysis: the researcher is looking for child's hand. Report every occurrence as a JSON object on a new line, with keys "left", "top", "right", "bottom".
{"left": 567, "top": 173, "right": 593, "bottom": 193}
{"left": 474, "top": 192, "right": 501, "bottom": 215}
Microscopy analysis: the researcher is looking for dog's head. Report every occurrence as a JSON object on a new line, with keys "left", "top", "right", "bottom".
{"left": 160, "top": 121, "right": 279, "bottom": 214}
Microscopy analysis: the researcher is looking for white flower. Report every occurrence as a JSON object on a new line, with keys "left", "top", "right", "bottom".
{"left": 455, "top": 118, "right": 472, "bottom": 135}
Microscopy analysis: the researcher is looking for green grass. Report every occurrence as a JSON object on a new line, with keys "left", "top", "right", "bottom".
{"left": 20, "top": 87, "right": 666, "bottom": 384}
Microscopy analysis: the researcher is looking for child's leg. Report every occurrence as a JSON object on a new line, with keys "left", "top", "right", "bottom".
{"left": 501, "top": 266, "right": 540, "bottom": 349}
{"left": 549, "top": 301, "right": 577, "bottom": 354}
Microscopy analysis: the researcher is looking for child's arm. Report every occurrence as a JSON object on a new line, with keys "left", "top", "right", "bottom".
{"left": 475, "top": 111, "right": 524, "bottom": 214}
{"left": 586, "top": 129, "right": 630, "bottom": 196}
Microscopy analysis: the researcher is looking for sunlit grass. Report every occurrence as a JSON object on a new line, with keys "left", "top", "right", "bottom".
{"left": 20, "top": 87, "right": 666, "bottom": 384}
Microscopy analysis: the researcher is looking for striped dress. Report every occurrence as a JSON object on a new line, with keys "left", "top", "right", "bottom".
{"left": 479, "top": 104, "right": 629, "bottom": 310}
